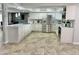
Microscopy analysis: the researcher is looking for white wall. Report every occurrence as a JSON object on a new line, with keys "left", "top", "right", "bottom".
{"left": 0, "top": 12, "right": 2, "bottom": 22}
{"left": 48, "top": 13, "right": 62, "bottom": 20}
{"left": 29, "top": 13, "right": 47, "bottom": 19}
{"left": 29, "top": 13, "right": 62, "bottom": 20}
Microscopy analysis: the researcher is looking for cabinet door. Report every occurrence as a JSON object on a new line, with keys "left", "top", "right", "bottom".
{"left": 32, "top": 24, "right": 36, "bottom": 31}
{"left": 66, "top": 5, "right": 76, "bottom": 20}
{"left": 61, "top": 28, "right": 73, "bottom": 43}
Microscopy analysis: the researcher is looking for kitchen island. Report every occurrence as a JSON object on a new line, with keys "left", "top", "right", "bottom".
{"left": 7, "top": 24, "right": 32, "bottom": 43}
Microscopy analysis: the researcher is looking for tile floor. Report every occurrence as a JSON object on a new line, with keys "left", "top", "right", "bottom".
{"left": 0, "top": 32, "right": 79, "bottom": 55}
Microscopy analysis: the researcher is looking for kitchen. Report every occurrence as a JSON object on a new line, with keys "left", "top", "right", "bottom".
{"left": 0, "top": 3, "right": 79, "bottom": 54}
{"left": 0, "top": 3, "right": 78, "bottom": 44}
{"left": 0, "top": 3, "right": 77, "bottom": 44}
{"left": 6, "top": 7, "right": 64, "bottom": 43}
{"left": 6, "top": 4, "right": 75, "bottom": 44}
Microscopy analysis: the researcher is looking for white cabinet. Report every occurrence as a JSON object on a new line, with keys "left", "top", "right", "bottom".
{"left": 32, "top": 24, "right": 42, "bottom": 32}
{"left": 18, "top": 25, "right": 32, "bottom": 42}
{"left": 52, "top": 24, "right": 57, "bottom": 32}
{"left": 73, "top": 5, "right": 79, "bottom": 44}
{"left": 7, "top": 24, "right": 32, "bottom": 43}
{"left": 61, "top": 27, "right": 74, "bottom": 43}
{"left": 66, "top": 5, "right": 77, "bottom": 20}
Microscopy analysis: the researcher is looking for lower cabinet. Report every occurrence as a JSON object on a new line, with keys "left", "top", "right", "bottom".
{"left": 32, "top": 24, "right": 42, "bottom": 32}
{"left": 61, "top": 27, "right": 74, "bottom": 43}
{"left": 7, "top": 24, "right": 32, "bottom": 43}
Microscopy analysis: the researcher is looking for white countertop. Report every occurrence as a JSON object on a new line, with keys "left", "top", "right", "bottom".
{"left": 7, "top": 24, "right": 32, "bottom": 27}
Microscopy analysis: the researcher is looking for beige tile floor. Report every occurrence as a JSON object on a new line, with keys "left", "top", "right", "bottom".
{"left": 0, "top": 32, "right": 79, "bottom": 55}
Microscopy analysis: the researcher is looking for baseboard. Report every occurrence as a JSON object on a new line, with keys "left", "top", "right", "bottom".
{"left": 73, "top": 42, "right": 79, "bottom": 45}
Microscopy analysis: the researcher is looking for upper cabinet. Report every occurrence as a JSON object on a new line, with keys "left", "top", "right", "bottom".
{"left": 66, "top": 5, "right": 77, "bottom": 20}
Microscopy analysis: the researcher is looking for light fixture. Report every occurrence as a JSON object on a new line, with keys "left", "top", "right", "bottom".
{"left": 47, "top": 8, "right": 52, "bottom": 12}
{"left": 18, "top": 12, "right": 20, "bottom": 16}
{"left": 15, "top": 13, "right": 18, "bottom": 17}
{"left": 17, "top": 6, "right": 24, "bottom": 10}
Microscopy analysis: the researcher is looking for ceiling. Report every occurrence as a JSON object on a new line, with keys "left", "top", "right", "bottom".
{"left": 0, "top": 3, "right": 78, "bottom": 12}
{"left": 18, "top": 3, "right": 66, "bottom": 8}
{"left": 8, "top": 3, "right": 78, "bottom": 8}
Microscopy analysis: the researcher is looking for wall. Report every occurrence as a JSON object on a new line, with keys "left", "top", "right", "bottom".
{"left": 0, "top": 12, "right": 2, "bottom": 22}
{"left": 29, "top": 12, "right": 62, "bottom": 20}
{"left": 29, "top": 13, "right": 47, "bottom": 19}
{"left": 48, "top": 13, "right": 62, "bottom": 20}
